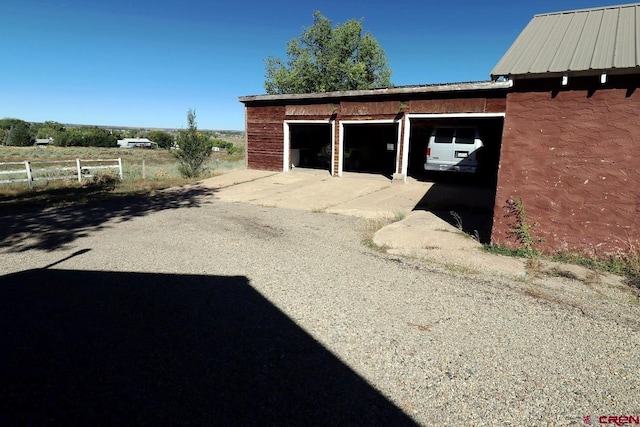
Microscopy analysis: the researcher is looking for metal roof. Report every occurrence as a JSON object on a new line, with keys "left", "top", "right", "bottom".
{"left": 238, "top": 80, "right": 512, "bottom": 103}
{"left": 491, "top": 3, "right": 640, "bottom": 78}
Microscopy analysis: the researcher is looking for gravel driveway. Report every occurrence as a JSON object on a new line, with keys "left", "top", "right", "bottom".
{"left": 1, "top": 188, "right": 639, "bottom": 425}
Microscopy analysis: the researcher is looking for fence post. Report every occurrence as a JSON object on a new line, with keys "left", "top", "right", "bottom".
{"left": 76, "top": 159, "right": 82, "bottom": 182}
{"left": 142, "top": 159, "right": 145, "bottom": 180}
{"left": 24, "top": 161, "right": 33, "bottom": 189}
{"left": 118, "top": 158, "right": 123, "bottom": 180}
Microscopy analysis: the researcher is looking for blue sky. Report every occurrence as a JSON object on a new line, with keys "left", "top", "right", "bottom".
{"left": 0, "top": 0, "right": 626, "bottom": 130}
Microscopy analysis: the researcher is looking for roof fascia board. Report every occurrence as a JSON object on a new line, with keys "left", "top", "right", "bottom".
{"left": 239, "top": 81, "right": 512, "bottom": 103}
{"left": 499, "top": 67, "right": 640, "bottom": 80}
{"left": 534, "top": 2, "right": 640, "bottom": 17}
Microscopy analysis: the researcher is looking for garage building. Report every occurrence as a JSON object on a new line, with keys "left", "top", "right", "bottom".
{"left": 239, "top": 3, "right": 640, "bottom": 256}
{"left": 238, "top": 82, "right": 509, "bottom": 181}
{"left": 490, "top": 3, "right": 640, "bottom": 256}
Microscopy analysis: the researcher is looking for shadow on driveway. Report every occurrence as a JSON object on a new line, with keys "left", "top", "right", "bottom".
{"left": 0, "top": 187, "right": 215, "bottom": 253}
{"left": 0, "top": 265, "right": 416, "bottom": 426}
{"left": 413, "top": 179, "right": 497, "bottom": 243}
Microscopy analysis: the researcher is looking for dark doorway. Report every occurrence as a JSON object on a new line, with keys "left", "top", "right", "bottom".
{"left": 288, "top": 123, "right": 332, "bottom": 170}
{"left": 342, "top": 123, "right": 397, "bottom": 176}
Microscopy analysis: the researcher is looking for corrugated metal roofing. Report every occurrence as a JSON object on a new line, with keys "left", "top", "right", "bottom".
{"left": 491, "top": 3, "right": 640, "bottom": 78}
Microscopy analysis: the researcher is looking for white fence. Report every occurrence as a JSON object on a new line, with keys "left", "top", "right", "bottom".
{"left": 0, "top": 158, "right": 123, "bottom": 188}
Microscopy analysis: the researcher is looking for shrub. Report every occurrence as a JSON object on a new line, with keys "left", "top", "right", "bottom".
{"left": 174, "top": 109, "right": 211, "bottom": 178}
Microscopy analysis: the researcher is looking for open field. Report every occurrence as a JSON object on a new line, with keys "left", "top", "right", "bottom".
{"left": 0, "top": 144, "right": 245, "bottom": 199}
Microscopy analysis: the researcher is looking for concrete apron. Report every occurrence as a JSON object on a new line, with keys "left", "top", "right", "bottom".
{"left": 197, "top": 168, "right": 528, "bottom": 278}
{"left": 199, "top": 168, "right": 430, "bottom": 217}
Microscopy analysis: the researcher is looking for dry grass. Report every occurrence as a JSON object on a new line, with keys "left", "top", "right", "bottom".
{"left": 361, "top": 216, "right": 394, "bottom": 252}
{"left": 521, "top": 288, "right": 586, "bottom": 314}
{"left": 0, "top": 146, "right": 244, "bottom": 207}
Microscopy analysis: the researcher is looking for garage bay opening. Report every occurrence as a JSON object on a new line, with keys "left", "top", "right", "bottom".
{"left": 342, "top": 123, "right": 398, "bottom": 177}
{"left": 287, "top": 123, "right": 332, "bottom": 171}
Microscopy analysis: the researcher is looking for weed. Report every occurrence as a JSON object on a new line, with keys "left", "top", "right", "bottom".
{"left": 444, "top": 262, "right": 479, "bottom": 276}
{"left": 549, "top": 266, "right": 580, "bottom": 281}
{"left": 311, "top": 206, "right": 327, "bottom": 213}
{"left": 361, "top": 216, "right": 393, "bottom": 252}
{"left": 484, "top": 243, "right": 537, "bottom": 258}
{"left": 504, "top": 196, "right": 544, "bottom": 257}
{"left": 553, "top": 247, "right": 640, "bottom": 290}
{"left": 448, "top": 210, "right": 482, "bottom": 241}
{"left": 450, "top": 211, "right": 463, "bottom": 231}
{"left": 524, "top": 257, "right": 544, "bottom": 277}
{"left": 394, "top": 210, "right": 406, "bottom": 221}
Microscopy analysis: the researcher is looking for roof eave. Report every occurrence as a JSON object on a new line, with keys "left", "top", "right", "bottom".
{"left": 238, "top": 81, "right": 513, "bottom": 103}
{"left": 491, "top": 66, "right": 640, "bottom": 81}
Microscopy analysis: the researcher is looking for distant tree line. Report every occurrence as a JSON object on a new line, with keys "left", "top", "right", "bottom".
{"left": 0, "top": 118, "right": 119, "bottom": 147}
{"left": 0, "top": 117, "right": 242, "bottom": 154}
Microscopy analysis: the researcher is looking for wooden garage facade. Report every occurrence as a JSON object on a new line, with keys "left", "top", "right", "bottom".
{"left": 239, "top": 82, "right": 510, "bottom": 178}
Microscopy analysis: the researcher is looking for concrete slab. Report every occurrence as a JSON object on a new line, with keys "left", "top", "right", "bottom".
{"left": 373, "top": 211, "right": 527, "bottom": 278}
{"left": 197, "top": 169, "right": 278, "bottom": 189}
{"left": 203, "top": 169, "right": 404, "bottom": 214}
{"left": 327, "top": 179, "right": 433, "bottom": 218}
{"left": 192, "top": 168, "right": 622, "bottom": 282}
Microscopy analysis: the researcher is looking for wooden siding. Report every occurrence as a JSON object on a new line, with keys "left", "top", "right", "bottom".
{"left": 340, "top": 101, "right": 401, "bottom": 116}
{"left": 410, "top": 98, "right": 487, "bottom": 113}
{"left": 485, "top": 97, "right": 507, "bottom": 113}
{"left": 246, "top": 106, "right": 285, "bottom": 171}
{"left": 285, "top": 104, "right": 337, "bottom": 116}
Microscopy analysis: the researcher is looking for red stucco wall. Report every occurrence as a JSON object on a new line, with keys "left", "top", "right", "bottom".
{"left": 492, "top": 85, "right": 640, "bottom": 256}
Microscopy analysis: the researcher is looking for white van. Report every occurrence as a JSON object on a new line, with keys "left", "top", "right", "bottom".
{"left": 424, "top": 126, "right": 483, "bottom": 173}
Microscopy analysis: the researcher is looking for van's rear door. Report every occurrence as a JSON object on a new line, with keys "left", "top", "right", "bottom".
{"left": 452, "top": 127, "right": 482, "bottom": 171}
{"left": 452, "top": 127, "right": 475, "bottom": 161}
{"left": 426, "top": 128, "right": 454, "bottom": 170}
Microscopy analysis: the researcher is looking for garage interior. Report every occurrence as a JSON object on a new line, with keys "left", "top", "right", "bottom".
{"left": 407, "top": 117, "right": 504, "bottom": 184}
{"left": 288, "top": 123, "right": 332, "bottom": 170}
{"left": 407, "top": 117, "right": 504, "bottom": 243}
{"left": 342, "top": 123, "right": 398, "bottom": 176}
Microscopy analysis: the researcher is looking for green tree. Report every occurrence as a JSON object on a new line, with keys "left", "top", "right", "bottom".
{"left": 34, "top": 121, "right": 65, "bottom": 140}
{"left": 56, "top": 127, "right": 82, "bottom": 146}
{"left": 210, "top": 138, "right": 238, "bottom": 154}
{"left": 149, "top": 130, "right": 174, "bottom": 150}
{"left": 85, "top": 127, "right": 117, "bottom": 147}
{"left": 54, "top": 126, "right": 116, "bottom": 147}
{"left": 8, "top": 121, "right": 33, "bottom": 146}
{"left": 174, "top": 109, "right": 211, "bottom": 178}
{"left": 264, "top": 11, "right": 392, "bottom": 94}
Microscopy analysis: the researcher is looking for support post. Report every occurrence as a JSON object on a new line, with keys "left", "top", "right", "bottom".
{"left": 24, "top": 161, "right": 33, "bottom": 189}
{"left": 76, "top": 159, "right": 82, "bottom": 182}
